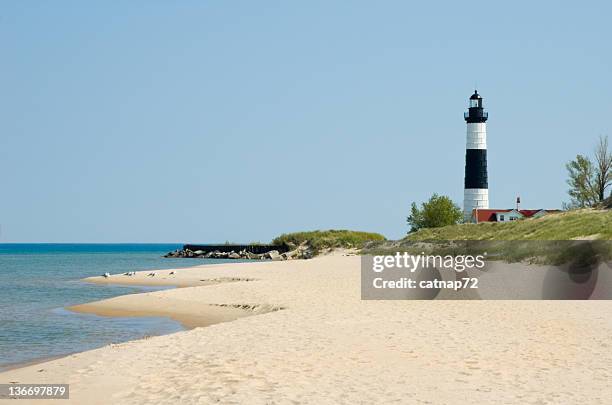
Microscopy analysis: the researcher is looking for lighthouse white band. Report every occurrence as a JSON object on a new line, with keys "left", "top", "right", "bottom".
{"left": 466, "top": 122, "right": 487, "bottom": 150}
{"left": 463, "top": 188, "right": 489, "bottom": 221}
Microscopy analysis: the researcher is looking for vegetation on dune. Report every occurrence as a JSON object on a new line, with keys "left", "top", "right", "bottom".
{"left": 272, "top": 230, "right": 386, "bottom": 254}
{"left": 363, "top": 238, "right": 611, "bottom": 266}
{"left": 362, "top": 210, "right": 612, "bottom": 265}
{"left": 404, "top": 209, "right": 612, "bottom": 241}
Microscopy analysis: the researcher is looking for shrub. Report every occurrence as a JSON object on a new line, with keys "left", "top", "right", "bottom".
{"left": 272, "top": 230, "right": 386, "bottom": 254}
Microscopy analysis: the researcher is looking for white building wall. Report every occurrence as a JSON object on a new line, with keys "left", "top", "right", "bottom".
{"left": 466, "top": 122, "right": 487, "bottom": 150}
{"left": 463, "top": 188, "right": 489, "bottom": 221}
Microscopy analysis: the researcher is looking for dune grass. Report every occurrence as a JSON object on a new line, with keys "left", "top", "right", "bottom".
{"left": 361, "top": 210, "right": 612, "bottom": 265}
{"left": 272, "top": 230, "right": 386, "bottom": 253}
{"left": 405, "top": 209, "right": 612, "bottom": 241}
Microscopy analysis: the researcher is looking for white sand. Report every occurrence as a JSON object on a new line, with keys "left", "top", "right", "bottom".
{"left": 2, "top": 254, "right": 612, "bottom": 404}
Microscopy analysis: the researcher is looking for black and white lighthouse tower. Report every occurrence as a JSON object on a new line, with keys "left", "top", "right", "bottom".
{"left": 463, "top": 90, "right": 489, "bottom": 221}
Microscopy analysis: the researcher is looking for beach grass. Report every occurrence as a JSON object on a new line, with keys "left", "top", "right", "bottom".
{"left": 404, "top": 209, "right": 612, "bottom": 241}
{"left": 272, "top": 230, "right": 386, "bottom": 254}
{"left": 361, "top": 209, "right": 612, "bottom": 265}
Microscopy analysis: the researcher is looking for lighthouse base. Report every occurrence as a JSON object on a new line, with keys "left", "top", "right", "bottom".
{"left": 464, "top": 188, "right": 489, "bottom": 222}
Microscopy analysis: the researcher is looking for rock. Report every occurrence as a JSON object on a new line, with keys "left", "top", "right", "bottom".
{"left": 281, "top": 249, "right": 299, "bottom": 260}
{"left": 301, "top": 249, "right": 314, "bottom": 259}
{"left": 164, "top": 244, "right": 315, "bottom": 261}
{"left": 165, "top": 249, "right": 184, "bottom": 258}
{"left": 267, "top": 250, "right": 283, "bottom": 261}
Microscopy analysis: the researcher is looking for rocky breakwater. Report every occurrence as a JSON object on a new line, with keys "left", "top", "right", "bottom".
{"left": 164, "top": 242, "right": 313, "bottom": 261}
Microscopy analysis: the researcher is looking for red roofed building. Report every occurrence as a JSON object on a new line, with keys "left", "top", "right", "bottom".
{"left": 471, "top": 208, "right": 562, "bottom": 223}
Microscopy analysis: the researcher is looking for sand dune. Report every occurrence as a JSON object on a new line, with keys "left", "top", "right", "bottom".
{"left": 2, "top": 254, "right": 612, "bottom": 404}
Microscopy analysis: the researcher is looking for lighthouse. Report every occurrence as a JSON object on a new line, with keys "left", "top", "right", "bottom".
{"left": 463, "top": 90, "right": 489, "bottom": 221}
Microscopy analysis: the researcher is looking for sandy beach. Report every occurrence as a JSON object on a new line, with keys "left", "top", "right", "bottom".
{"left": 2, "top": 254, "right": 612, "bottom": 404}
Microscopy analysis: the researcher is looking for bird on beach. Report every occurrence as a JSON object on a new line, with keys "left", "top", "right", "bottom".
{"left": 147, "top": 272, "right": 156, "bottom": 277}
{"left": 103, "top": 272, "right": 110, "bottom": 278}
{"left": 169, "top": 271, "right": 176, "bottom": 275}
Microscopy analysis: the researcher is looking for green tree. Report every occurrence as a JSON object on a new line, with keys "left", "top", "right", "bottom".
{"left": 565, "top": 135, "right": 612, "bottom": 208}
{"left": 407, "top": 194, "right": 463, "bottom": 233}
{"left": 566, "top": 154, "right": 597, "bottom": 208}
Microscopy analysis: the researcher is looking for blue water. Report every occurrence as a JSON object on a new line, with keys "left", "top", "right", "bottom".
{"left": 0, "top": 244, "right": 229, "bottom": 370}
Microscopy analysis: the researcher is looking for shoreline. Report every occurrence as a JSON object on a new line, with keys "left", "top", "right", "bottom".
{"left": 0, "top": 354, "right": 68, "bottom": 374}
{"left": 67, "top": 290, "right": 263, "bottom": 330}
{"left": 71, "top": 264, "right": 268, "bottom": 328}
{"left": 0, "top": 259, "right": 291, "bottom": 380}
{"left": 0, "top": 261, "right": 264, "bottom": 375}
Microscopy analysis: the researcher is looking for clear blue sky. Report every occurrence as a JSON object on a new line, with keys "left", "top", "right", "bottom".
{"left": 1, "top": 1, "right": 610, "bottom": 242}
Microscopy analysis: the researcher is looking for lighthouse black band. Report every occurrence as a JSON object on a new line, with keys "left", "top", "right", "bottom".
{"left": 464, "top": 149, "right": 488, "bottom": 189}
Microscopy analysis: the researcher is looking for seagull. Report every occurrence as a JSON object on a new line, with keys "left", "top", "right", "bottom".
{"left": 147, "top": 272, "right": 156, "bottom": 277}
{"left": 169, "top": 271, "right": 176, "bottom": 275}
{"left": 103, "top": 272, "right": 111, "bottom": 278}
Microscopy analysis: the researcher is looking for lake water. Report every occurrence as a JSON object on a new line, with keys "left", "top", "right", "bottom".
{"left": 0, "top": 244, "right": 228, "bottom": 370}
